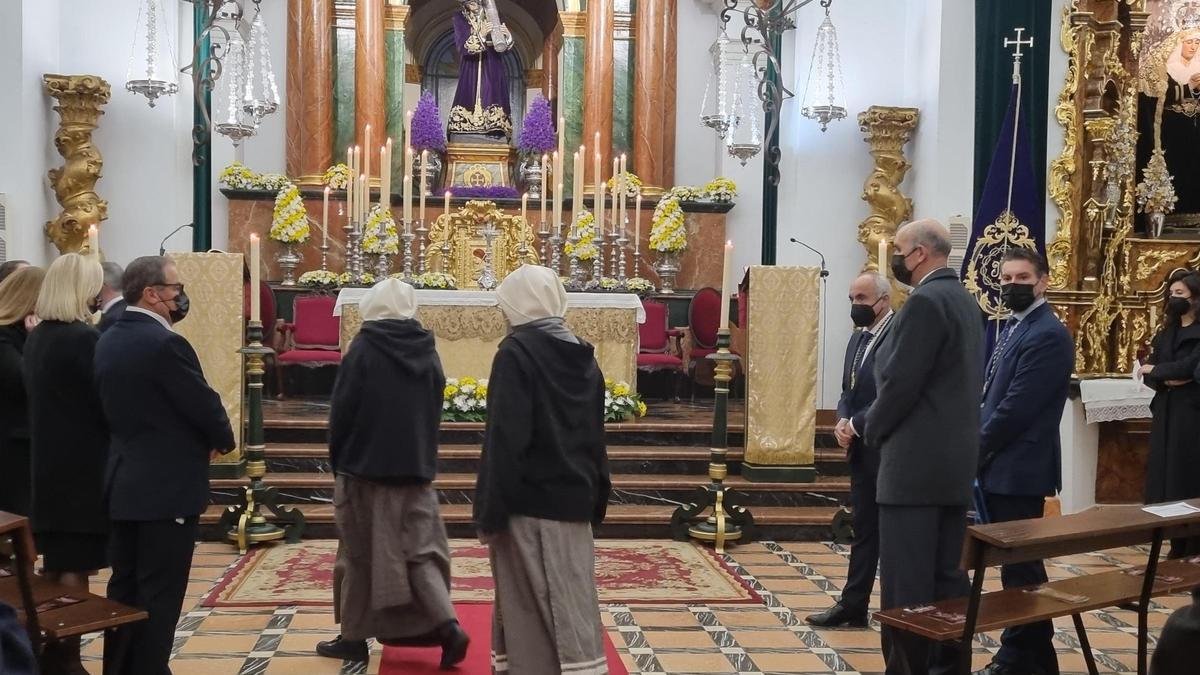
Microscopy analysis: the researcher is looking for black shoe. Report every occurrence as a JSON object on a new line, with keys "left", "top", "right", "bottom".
{"left": 804, "top": 603, "right": 868, "bottom": 628}
{"left": 972, "top": 662, "right": 1041, "bottom": 675}
{"left": 438, "top": 620, "right": 470, "bottom": 670}
{"left": 316, "top": 635, "right": 369, "bottom": 662}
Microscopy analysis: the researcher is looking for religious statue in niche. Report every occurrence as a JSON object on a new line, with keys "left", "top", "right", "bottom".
{"left": 448, "top": 0, "right": 515, "bottom": 141}
{"left": 1136, "top": 1, "right": 1200, "bottom": 231}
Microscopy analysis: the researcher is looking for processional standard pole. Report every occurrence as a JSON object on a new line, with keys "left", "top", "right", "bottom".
{"left": 670, "top": 328, "right": 754, "bottom": 553}
{"left": 219, "top": 321, "right": 305, "bottom": 553}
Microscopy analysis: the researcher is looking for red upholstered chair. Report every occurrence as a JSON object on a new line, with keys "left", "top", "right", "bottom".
{"left": 637, "top": 300, "right": 685, "bottom": 399}
{"left": 687, "top": 287, "right": 741, "bottom": 395}
{"left": 275, "top": 294, "right": 341, "bottom": 398}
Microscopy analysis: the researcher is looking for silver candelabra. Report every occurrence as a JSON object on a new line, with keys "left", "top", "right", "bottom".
{"left": 549, "top": 227, "right": 563, "bottom": 277}
{"left": 416, "top": 220, "right": 429, "bottom": 276}
{"left": 477, "top": 222, "right": 500, "bottom": 290}
{"left": 400, "top": 224, "right": 415, "bottom": 281}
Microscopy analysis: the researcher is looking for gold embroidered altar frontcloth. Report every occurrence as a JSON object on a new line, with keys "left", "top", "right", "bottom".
{"left": 334, "top": 289, "right": 645, "bottom": 387}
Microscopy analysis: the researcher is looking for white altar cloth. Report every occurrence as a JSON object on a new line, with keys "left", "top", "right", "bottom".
{"left": 334, "top": 288, "right": 645, "bottom": 323}
{"left": 1078, "top": 378, "right": 1155, "bottom": 424}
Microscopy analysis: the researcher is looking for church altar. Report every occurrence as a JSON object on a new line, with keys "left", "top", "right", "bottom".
{"left": 333, "top": 288, "right": 645, "bottom": 386}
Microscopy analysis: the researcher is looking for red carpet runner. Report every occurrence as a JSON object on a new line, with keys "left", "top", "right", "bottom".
{"left": 378, "top": 604, "right": 628, "bottom": 674}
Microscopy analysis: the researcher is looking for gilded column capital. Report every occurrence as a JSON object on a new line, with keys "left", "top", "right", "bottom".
{"left": 856, "top": 105, "right": 919, "bottom": 282}
{"left": 43, "top": 74, "right": 111, "bottom": 255}
{"left": 561, "top": 11, "right": 588, "bottom": 38}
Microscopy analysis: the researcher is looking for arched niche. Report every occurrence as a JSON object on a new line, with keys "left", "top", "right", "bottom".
{"left": 406, "top": 0, "right": 562, "bottom": 72}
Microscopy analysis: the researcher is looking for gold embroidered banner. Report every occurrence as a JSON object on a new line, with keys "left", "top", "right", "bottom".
{"left": 743, "top": 266, "right": 819, "bottom": 481}
{"left": 341, "top": 305, "right": 637, "bottom": 386}
{"left": 170, "top": 252, "right": 245, "bottom": 468}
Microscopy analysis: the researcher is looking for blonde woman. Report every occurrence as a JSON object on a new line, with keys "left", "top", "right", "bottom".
{"left": 23, "top": 253, "right": 109, "bottom": 593}
{"left": 0, "top": 266, "right": 45, "bottom": 517}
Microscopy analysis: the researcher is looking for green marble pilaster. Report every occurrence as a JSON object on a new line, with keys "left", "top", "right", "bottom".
{"left": 333, "top": 27, "right": 357, "bottom": 162}
{"left": 612, "top": 37, "right": 633, "bottom": 158}
{"left": 562, "top": 36, "right": 586, "bottom": 190}
{"left": 385, "top": 29, "right": 406, "bottom": 197}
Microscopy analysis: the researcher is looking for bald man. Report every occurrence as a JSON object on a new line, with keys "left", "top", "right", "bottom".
{"left": 863, "top": 219, "right": 984, "bottom": 675}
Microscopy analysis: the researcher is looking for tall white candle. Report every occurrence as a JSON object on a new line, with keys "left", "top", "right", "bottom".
{"left": 403, "top": 175, "right": 412, "bottom": 231}
{"left": 521, "top": 192, "right": 528, "bottom": 225}
{"left": 404, "top": 147, "right": 414, "bottom": 224}
{"left": 87, "top": 225, "right": 99, "bottom": 255}
{"left": 557, "top": 116, "right": 565, "bottom": 171}
{"left": 249, "top": 234, "right": 261, "bottom": 323}
{"left": 380, "top": 142, "right": 390, "bottom": 207}
{"left": 573, "top": 150, "right": 583, "bottom": 225}
{"left": 540, "top": 153, "right": 548, "bottom": 225}
{"left": 596, "top": 181, "right": 605, "bottom": 236}
{"left": 444, "top": 190, "right": 452, "bottom": 219}
{"left": 363, "top": 124, "right": 371, "bottom": 191}
{"left": 420, "top": 150, "right": 428, "bottom": 222}
{"left": 720, "top": 241, "right": 733, "bottom": 328}
{"left": 322, "top": 187, "right": 330, "bottom": 247}
{"left": 878, "top": 237, "right": 889, "bottom": 279}
{"left": 618, "top": 153, "right": 627, "bottom": 235}
{"left": 551, "top": 151, "right": 560, "bottom": 230}
{"left": 635, "top": 194, "right": 642, "bottom": 255}
{"left": 611, "top": 157, "right": 620, "bottom": 234}
{"left": 556, "top": 183, "right": 564, "bottom": 236}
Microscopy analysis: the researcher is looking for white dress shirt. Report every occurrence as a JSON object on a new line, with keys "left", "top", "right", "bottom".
{"left": 126, "top": 306, "right": 173, "bottom": 332}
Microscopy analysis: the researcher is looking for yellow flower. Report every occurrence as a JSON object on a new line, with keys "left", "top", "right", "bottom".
{"left": 461, "top": 377, "right": 477, "bottom": 386}
{"left": 613, "top": 383, "right": 630, "bottom": 396}
{"left": 477, "top": 384, "right": 487, "bottom": 398}
{"left": 637, "top": 401, "right": 647, "bottom": 416}
{"left": 604, "top": 378, "right": 614, "bottom": 388}
{"left": 444, "top": 384, "right": 459, "bottom": 397}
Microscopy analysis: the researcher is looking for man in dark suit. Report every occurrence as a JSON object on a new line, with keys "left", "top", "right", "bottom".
{"left": 973, "top": 247, "right": 1074, "bottom": 675}
{"left": 95, "top": 256, "right": 235, "bottom": 675}
{"left": 807, "top": 271, "right": 893, "bottom": 629}
{"left": 97, "top": 261, "right": 126, "bottom": 332}
{"left": 865, "top": 219, "right": 984, "bottom": 675}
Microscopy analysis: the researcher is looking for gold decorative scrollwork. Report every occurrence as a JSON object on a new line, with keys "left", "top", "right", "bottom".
{"left": 426, "top": 199, "right": 539, "bottom": 288}
{"left": 1133, "top": 249, "right": 1188, "bottom": 281}
{"left": 856, "top": 106, "right": 919, "bottom": 278}
{"left": 1047, "top": 7, "right": 1083, "bottom": 291}
{"left": 43, "top": 74, "right": 111, "bottom": 255}
{"left": 963, "top": 211, "right": 1038, "bottom": 318}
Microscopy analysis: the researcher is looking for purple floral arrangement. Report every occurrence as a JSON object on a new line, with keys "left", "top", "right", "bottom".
{"left": 410, "top": 91, "right": 446, "bottom": 152}
{"left": 453, "top": 186, "right": 521, "bottom": 199}
{"left": 518, "top": 95, "right": 557, "bottom": 154}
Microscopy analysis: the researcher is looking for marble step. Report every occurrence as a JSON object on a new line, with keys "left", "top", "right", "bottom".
{"left": 209, "top": 472, "right": 851, "bottom": 509}
{"left": 199, "top": 503, "right": 840, "bottom": 542}
{"left": 261, "top": 444, "right": 851, "bottom": 476}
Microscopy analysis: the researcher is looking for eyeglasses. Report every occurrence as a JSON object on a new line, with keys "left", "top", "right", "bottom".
{"left": 154, "top": 283, "right": 185, "bottom": 294}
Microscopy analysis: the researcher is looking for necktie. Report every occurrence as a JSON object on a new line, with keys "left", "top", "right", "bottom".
{"left": 983, "top": 320, "right": 1016, "bottom": 393}
{"left": 850, "top": 331, "right": 874, "bottom": 389}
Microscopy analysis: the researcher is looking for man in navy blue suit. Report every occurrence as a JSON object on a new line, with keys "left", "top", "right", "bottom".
{"left": 807, "top": 271, "right": 893, "bottom": 628}
{"left": 973, "top": 247, "right": 1074, "bottom": 675}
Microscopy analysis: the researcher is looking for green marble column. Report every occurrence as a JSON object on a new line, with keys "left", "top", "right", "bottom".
{"left": 385, "top": 28, "right": 406, "bottom": 196}
{"left": 562, "top": 35, "right": 586, "bottom": 191}
{"left": 333, "top": 27, "right": 356, "bottom": 162}
{"left": 612, "top": 37, "right": 633, "bottom": 158}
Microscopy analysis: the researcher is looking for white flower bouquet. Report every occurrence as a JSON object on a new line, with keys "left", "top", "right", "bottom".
{"left": 443, "top": 377, "right": 488, "bottom": 422}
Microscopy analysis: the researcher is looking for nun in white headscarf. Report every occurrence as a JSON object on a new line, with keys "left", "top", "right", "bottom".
{"left": 318, "top": 279, "right": 469, "bottom": 668}
{"left": 475, "top": 265, "right": 612, "bottom": 675}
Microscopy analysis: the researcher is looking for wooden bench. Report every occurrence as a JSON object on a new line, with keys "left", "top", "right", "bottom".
{"left": 874, "top": 500, "right": 1200, "bottom": 675}
{"left": 0, "top": 511, "right": 146, "bottom": 674}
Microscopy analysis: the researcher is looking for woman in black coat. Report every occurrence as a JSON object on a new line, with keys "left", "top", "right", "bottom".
{"left": 22, "top": 253, "right": 109, "bottom": 589}
{"left": 0, "top": 266, "right": 45, "bottom": 516}
{"left": 1140, "top": 269, "right": 1200, "bottom": 558}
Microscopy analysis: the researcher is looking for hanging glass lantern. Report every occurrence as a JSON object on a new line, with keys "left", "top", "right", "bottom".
{"left": 242, "top": 0, "right": 280, "bottom": 124}
{"left": 125, "top": 0, "right": 179, "bottom": 107}
{"left": 214, "top": 29, "right": 256, "bottom": 146}
{"left": 699, "top": 31, "right": 736, "bottom": 140}
{"left": 799, "top": 1, "right": 847, "bottom": 132}
{"left": 726, "top": 56, "right": 763, "bottom": 164}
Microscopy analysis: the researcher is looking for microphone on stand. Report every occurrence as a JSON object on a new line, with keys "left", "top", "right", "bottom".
{"left": 788, "top": 237, "right": 829, "bottom": 277}
{"left": 159, "top": 223, "right": 194, "bottom": 256}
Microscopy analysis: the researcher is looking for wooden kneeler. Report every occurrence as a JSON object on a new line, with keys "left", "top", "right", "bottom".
{"left": 875, "top": 501, "right": 1200, "bottom": 675}
{"left": 0, "top": 511, "right": 147, "bottom": 674}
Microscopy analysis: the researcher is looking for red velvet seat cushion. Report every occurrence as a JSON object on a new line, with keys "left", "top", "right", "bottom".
{"left": 639, "top": 300, "right": 672, "bottom": 353}
{"left": 637, "top": 353, "right": 683, "bottom": 368}
{"left": 276, "top": 349, "right": 343, "bottom": 364}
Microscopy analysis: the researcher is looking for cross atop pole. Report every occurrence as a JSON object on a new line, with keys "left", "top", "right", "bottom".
{"left": 1004, "top": 27, "right": 1034, "bottom": 83}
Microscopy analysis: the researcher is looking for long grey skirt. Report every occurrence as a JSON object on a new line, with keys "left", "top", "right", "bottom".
{"left": 332, "top": 475, "right": 456, "bottom": 641}
{"left": 488, "top": 516, "right": 607, "bottom": 674}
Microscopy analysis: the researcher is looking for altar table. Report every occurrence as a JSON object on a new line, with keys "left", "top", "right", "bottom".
{"left": 334, "top": 289, "right": 645, "bottom": 386}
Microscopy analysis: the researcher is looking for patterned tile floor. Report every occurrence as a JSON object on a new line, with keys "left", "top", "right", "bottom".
{"left": 76, "top": 540, "right": 1188, "bottom": 674}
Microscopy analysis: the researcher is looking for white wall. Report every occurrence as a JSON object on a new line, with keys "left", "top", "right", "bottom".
{"left": 0, "top": 0, "right": 287, "bottom": 267}
{"left": 676, "top": 0, "right": 975, "bottom": 408}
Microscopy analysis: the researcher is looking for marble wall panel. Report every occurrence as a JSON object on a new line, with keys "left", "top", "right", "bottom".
{"left": 562, "top": 36, "right": 587, "bottom": 189}
{"left": 354, "top": 0, "right": 387, "bottom": 145}
{"left": 385, "top": 30, "right": 406, "bottom": 195}
{"left": 333, "top": 28, "right": 357, "bottom": 160}
{"left": 612, "top": 38, "right": 633, "bottom": 157}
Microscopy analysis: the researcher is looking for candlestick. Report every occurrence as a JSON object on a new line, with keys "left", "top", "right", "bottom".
{"left": 322, "top": 187, "right": 330, "bottom": 248}
{"left": 404, "top": 148, "right": 414, "bottom": 224}
{"left": 596, "top": 182, "right": 606, "bottom": 239}
{"left": 611, "top": 157, "right": 620, "bottom": 235}
{"left": 540, "top": 153, "right": 548, "bottom": 224}
{"left": 619, "top": 153, "right": 627, "bottom": 236}
{"left": 358, "top": 173, "right": 367, "bottom": 230}
{"left": 420, "top": 150, "right": 428, "bottom": 219}
{"left": 555, "top": 182, "right": 564, "bottom": 237}
{"left": 551, "top": 151, "right": 560, "bottom": 232}
{"left": 635, "top": 195, "right": 642, "bottom": 255}
{"left": 249, "top": 234, "right": 261, "bottom": 323}
{"left": 444, "top": 190, "right": 452, "bottom": 219}
{"left": 878, "top": 237, "right": 889, "bottom": 279}
{"left": 87, "top": 225, "right": 99, "bottom": 255}
{"left": 719, "top": 241, "right": 733, "bottom": 328}
{"left": 403, "top": 176, "right": 412, "bottom": 233}
{"left": 348, "top": 147, "right": 358, "bottom": 224}
{"left": 573, "top": 148, "right": 584, "bottom": 225}
{"left": 521, "top": 192, "right": 528, "bottom": 225}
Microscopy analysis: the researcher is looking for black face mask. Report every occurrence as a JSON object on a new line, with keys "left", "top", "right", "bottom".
{"left": 891, "top": 252, "right": 914, "bottom": 286}
{"left": 1166, "top": 296, "right": 1192, "bottom": 317}
{"left": 1000, "top": 283, "right": 1037, "bottom": 312}
{"left": 159, "top": 290, "right": 190, "bottom": 324}
{"left": 851, "top": 302, "right": 878, "bottom": 328}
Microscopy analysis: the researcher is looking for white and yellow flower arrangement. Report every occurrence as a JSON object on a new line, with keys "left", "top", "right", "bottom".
{"left": 625, "top": 277, "right": 655, "bottom": 295}
{"left": 411, "top": 272, "right": 457, "bottom": 289}
{"left": 298, "top": 270, "right": 339, "bottom": 289}
{"left": 606, "top": 171, "right": 643, "bottom": 198}
{"left": 258, "top": 173, "right": 292, "bottom": 192}
{"left": 564, "top": 210, "right": 599, "bottom": 261}
{"left": 597, "top": 277, "right": 620, "bottom": 291}
{"left": 269, "top": 182, "right": 312, "bottom": 244}
{"left": 219, "top": 162, "right": 259, "bottom": 190}
{"left": 604, "top": 379, "right": 647, "bottom": 422}
{"left": 649, "top": 196, "right": 687, "bottom": 253}
{"left": 338, "top": 271, "right": 376, "bottom": 286}
{"left": 443, "top": 377, "right": 488, "bottom": 422}
{"left": 322, "top": 163, "right": 352, "bottom": 190}
{"left": 704, "top": 177, "right": 737, "bottom": 203}
{"left": 361, "top": 204, "right": 399, "bottom": 255}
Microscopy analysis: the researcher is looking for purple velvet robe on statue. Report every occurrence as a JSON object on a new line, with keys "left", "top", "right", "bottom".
{"left": 450, "top": 10, "right": 511, "bottom": 138}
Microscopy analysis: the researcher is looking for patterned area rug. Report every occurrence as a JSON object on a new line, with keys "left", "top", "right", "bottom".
{"left": 202, "top": 539, "right": 760, "bottom": 607}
